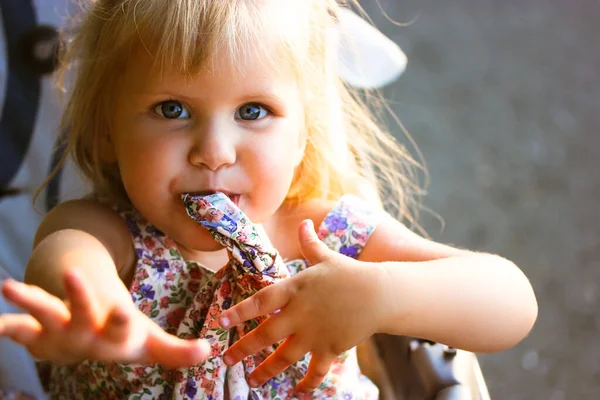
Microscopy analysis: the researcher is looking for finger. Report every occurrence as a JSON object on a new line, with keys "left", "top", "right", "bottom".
{"left": 219, "top": 282, "right": 291, "bottom": 329}
{"left": 297, "top": 219, "right": 331, "bottom": 266}
{"left": 1, "top": 279, "right": 69, "bottom": 330}
{"left": 224, "top": 314, "right": 294, "bottom": 366}
{"left": 0, "top": 313, "right": 42, "bottom": 345}
{"left": 247, "top": 335, "right": 306, "bottom": 388}
{"left": 296, "top": 352, "right": 336, "bottom": 392}
{"left": 145, "top": 328, "right": 211, "bottom": 369}
{"left": 64, "top": 269, "right": 99, "bottom": 331}
{"left": 101, "top": 306, "right": 132, "bottom": 343}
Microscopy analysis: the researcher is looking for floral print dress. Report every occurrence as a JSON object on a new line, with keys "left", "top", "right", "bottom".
{"left": 48, "top": 194, "right": 384, "bottom": 399}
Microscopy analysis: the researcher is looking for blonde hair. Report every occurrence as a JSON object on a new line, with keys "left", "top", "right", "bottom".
{"left": 45, "top": 0, "right": 424, "bottom": 225}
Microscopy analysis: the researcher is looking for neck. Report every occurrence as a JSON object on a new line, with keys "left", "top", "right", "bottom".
{"left": 176, "top": 244, "right": 229, "bottom": 272}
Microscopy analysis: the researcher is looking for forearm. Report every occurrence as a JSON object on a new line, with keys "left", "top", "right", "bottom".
{"left": 378, "top": 254, "right": 537, "bottom": 353}
{"left": 24, "top": 229, "right": 130, "bottom": 303}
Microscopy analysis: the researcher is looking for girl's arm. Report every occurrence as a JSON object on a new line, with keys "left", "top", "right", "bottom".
{"left": 1, "top": 200, "right": 210, "bottom": 367}
{"left": 360, "top": 216, "right": 538, "bottom": 353}
{"left": 218, "top": 214, "right": 537, "bottom": 392}
{"left": 24, "top": 199, "right": 135, "bottom": 305}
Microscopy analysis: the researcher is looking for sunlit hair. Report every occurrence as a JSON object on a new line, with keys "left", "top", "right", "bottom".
{"left": 43, "top": 0, "right": 425, "bottom": 226}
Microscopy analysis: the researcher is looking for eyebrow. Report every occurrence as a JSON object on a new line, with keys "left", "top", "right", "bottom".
{"left": 235, "top": 89, "right": 287, "bottom": 104}
{"left": 135, "top": 87, "right": 287, "bottom": 103}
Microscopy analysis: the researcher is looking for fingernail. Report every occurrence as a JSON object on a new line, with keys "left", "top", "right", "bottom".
{"left": 248, "top": 377, "right": 258, "bottom": 388}
{"left": 200, "top": 340, "right": 211, "bottom": 354}
{"left": 219, "top": 315, "right": 230, "bottom": 328}
{"left": 66, "top": 268, "right": 80, "bottom": 280}
{"left": 305, "top": 219, "right": 314, "bottom": 231}
{"left": 111, "top": 308, "right": 129, "bottom": 324}
{"left": 223, "top": 354, "right": 234, "bottom": 366}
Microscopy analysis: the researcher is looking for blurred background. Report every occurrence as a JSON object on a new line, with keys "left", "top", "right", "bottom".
{"left": 361, "top": 0, "right": 599, "bottom": 398}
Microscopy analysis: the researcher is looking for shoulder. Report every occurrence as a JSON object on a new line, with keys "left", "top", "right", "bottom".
{"left": 274, "top": 197, "right": 341, "bottom": 234}
{"left": 268, "top": 198, "right": 336, "bottom": 259}
{"left": 280, "top": 196, "right": 473, "bottom": 263}
{"left": 272, "top": 195, "right": 383, "bottom": 259}
{"left": 35, "top": 199, "right": 135, "bottom": 270}
{"left": 284, "top": 194, "right": 382, "bottom": 226}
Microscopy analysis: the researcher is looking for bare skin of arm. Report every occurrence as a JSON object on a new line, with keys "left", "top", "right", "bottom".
{"left": 218, "top": 202, "right": 538, "bottom": 392}
{"left": 272, "top": 200, "right": 538, "bottom": 352}
{"left": 25, "top": 199, "right": 135, "bottom": 307}
{"left": 360, "top": 217, "right": 538, "bottom": 352}
{"left": 0, "top": 200, "right": 210, "bottom": 367}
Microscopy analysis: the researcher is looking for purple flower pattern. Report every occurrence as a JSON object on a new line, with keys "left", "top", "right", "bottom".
{"left": 49, "top": 195, "right": 382, "bottom": 399}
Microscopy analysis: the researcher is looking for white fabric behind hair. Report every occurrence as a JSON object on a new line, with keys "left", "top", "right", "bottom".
{"left": 336, "top": 8, "right": 407, "bottom": 89}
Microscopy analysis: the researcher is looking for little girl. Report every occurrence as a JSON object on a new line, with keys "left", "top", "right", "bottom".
{"left": 0, "top": 0, "right": 537, "bottom": 399}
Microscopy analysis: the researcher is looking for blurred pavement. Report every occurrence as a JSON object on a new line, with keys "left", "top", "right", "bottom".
{"left": 361, "top": 0, "right": 600, "bottom": 398}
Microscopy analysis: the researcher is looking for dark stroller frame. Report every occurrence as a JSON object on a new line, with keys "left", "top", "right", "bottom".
{"left": 358, "top": 335, "right": 491, "bottom": 400}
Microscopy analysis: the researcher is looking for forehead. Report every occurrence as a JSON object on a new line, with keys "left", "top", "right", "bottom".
{"left": 120, "top": 43, "right": 301, "bottom": 102}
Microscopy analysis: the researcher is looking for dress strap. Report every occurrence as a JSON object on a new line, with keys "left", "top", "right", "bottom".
{"left": 316, "top": 194, "right": 385, "bottom": 259}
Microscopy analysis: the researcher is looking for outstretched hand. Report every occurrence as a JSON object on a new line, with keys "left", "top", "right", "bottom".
{"left": 219, "top": 220, "right": 389, "bottom": 392}
{"left": 0, "top": 269, "right": 210, "bottom": 368}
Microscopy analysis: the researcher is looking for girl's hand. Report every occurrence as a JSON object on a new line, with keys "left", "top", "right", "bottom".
{"left": 0, "top": 269, "right": 210, "bottom": 368}
{"left": 219, "top": 220, "right": 390, "bottom": 392}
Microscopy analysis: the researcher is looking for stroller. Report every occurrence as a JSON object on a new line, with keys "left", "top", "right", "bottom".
{"left": 360, "top": 334, "right": 491, "bottom": 399}
{"left": 0, "top": 3, "right": 490, "bottom": 399}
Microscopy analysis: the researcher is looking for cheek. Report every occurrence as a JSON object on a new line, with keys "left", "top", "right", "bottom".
{"left": 252, "top": 137, "right": 302, "bottom": 196}
{"left": 239, "top": 129, "right": 301, "bottom": 215}
{"left": 113, "top": 129, "right": 183, "bottom": 191}
{"left": 257, "top": 126, "right": 303, "bottom": 177}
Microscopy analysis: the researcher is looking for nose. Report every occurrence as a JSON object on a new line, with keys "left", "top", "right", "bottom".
{"left": 188, "top": 122, "right": 237, "bottom": 171}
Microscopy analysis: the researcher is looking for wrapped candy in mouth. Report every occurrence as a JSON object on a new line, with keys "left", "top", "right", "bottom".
{"left": 185, "top": 191, "right": 240, "bottom": 206}
{"left": 181, "top": 192, "right": 240, "bottom": 235}
{"left": 180, "top": 192, "right": 279, "bottom": 274}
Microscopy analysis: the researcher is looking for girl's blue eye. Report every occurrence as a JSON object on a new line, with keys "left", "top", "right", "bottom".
{"left": 235, "top": 103, "right": 268, "bottom": 121}
{"left": 153, "top": 100, "right": 190, "bottom": 119}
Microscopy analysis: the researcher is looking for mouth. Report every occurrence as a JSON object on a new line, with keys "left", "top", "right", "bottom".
{"left": 185, "top": 191, "right": 241, "bottom": 206}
